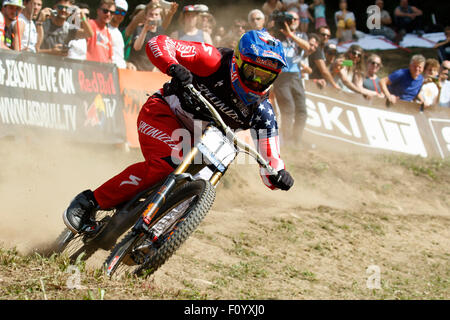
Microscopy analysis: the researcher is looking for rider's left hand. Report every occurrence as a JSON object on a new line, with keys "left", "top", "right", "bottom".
{"left": 269, "top": 169, "right": 294, "bottom": 191}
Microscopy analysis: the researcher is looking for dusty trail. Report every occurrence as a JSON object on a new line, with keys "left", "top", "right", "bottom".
{"left": 0, "top": 134, "right": 448, "bottom": 299}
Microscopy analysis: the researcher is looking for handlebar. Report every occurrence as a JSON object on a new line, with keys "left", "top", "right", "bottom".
{"left": 185, "top": 84, "right": 278, "bottom": 176}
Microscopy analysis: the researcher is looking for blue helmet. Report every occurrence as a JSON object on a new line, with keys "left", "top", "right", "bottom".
{"left": 231, "top": 30, "right": 287, "bottom": 106}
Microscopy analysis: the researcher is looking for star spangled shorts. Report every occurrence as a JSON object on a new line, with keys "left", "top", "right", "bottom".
{"left": 93, "top": 95, "right": 184, "bottom": 209}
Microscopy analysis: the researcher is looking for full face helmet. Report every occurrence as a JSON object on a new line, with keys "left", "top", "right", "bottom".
{"left": 231, "top": 30, "right": 287, "bottom": 106}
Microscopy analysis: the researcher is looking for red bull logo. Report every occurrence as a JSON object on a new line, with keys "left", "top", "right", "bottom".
{"left": 84, "top": 94, "right": 106, "bottom": 127}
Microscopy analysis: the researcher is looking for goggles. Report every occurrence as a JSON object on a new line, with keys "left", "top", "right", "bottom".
{"left": 240, "top": 62, "right": 278, "bottom": 91}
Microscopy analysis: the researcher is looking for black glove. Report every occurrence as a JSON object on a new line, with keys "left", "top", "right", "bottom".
{"left": 167, "top": 64, "right": 193, "bottom": 86}
{"left": 268, "top": 169, "right": 294, "bottom": 191}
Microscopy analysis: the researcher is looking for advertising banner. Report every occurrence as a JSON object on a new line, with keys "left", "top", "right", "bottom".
{"left": 118, "top": 69, "right": 170, "bottom": 148}
{"left": 0, "top": 50, "right": 125, "bottom": 144}
{"left": 303, "top": 81, "right": 450, "bottom": 158}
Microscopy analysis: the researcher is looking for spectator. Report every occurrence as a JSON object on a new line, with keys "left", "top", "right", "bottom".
{"left": 198, "top": 11, "right": 216, "bottom": 42}
{"left": 334, "top": 0, "right": 357, "bottom": 43}
{"left": 248, "top": 9, "right": 265, "bottom": 31}
{"left": 1, "top": 0, "right": 23, "bottom": 50}
{"left": 394, "top": 0, "right": 424, "bottom": 35}
{"left": 262, "top": 0, "right": 284, "bottom": 19}
{"left": 434, "top": 26, "right": 450, "bottom": 63}
{"left": 379, "top": 54, "right": 425, "bottom": 105}
{"left": 170, "top": 5, "right": 212, "bottom": 44}
{"left": 11, "top": 0, "right": 41, "bottom": 52}
{"left": 359, "top": 53, "right": 384, "bottom": 98}
{"left": 438, "top": 60, "right": 450, "bottom": 107}
{"left": 212, "top": 24, "right": 226, "bottom": 47}
{"left": 129, "top": 2, "right": 164, "bottom": 71}
{"left": 309, "top": 0, "right": 326, "bottom": 31}
{"left": 324, "top": 42, "right": 337, "bottom": 67}
{"left": 108, "top": 0, "right": 129, "bottom": 69}
{"left": 221, "top": 19, "right": 247, "bottom": 48}
{"left": 123, "top": 4, "right": 145, "bottom": 62}
{"left": 298, "top": 0, "right": 313, "bottom": 33}
{"left": 86, "top": 0, "right": 115, "bottom": 63}
{"left": 0, "top": 4, "right": 5, "bottom": 49}
{"left": 329, "top": 53, "right": 346, "bottom": 88}
{"left": 66, "top": 2, "right": 89, "bottom": 60}
{"left": 271, "top": 11, "right": 311, "bottom": 145}
{"left": 329, "top": 44, "right": 378, "bottom": 98}
{"left": 369, "top": 0, "right": 403, "bottom": 44}
{"left": 308, "top": 25, "right": 340, "bottom": 90}
{"left": 417, "top": 58, "right": 440, "bottom": 108}
{"left": 299, "top": 33, "right": 320, "bottom": 79}
{"left": 35, "top": 0, "right": 93, "bottom": 56}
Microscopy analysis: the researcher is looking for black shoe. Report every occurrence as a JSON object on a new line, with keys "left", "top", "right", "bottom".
{"left": 63, "top": 190, "right": 98, "bottom": 233}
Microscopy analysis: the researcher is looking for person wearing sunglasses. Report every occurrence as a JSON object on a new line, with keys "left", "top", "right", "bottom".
{"left": 308, "top": 25, "right": 341, "bottom": 90}
{"left": 108, "top": 0, "right": 128, "bottom": 69}
{"left": 360, "top": 54, "right": 384, "bottom": 98}
{"left": 35, "top": 0, "right": 93, "bottom": 56}
{"left": 84, "top": 0, "right": 115, "bottom": 63}
{"left": 63, "top": 30, "right": 294, "bottom": 234}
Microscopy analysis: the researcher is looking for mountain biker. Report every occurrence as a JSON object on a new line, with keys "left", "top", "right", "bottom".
{"left": 63, "top": 29, "right": 295, "bottom": 234}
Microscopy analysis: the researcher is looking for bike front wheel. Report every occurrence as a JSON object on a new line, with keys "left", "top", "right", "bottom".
{"left": 104, "top": 179, "right": 216, "bottom": 278}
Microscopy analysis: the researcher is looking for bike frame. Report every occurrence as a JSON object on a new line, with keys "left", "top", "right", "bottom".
{"left": 138, "top": 85, "right": 277, "bottom": 230}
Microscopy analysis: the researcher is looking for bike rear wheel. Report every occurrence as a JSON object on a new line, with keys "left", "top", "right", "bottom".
{"left": 47, "top": 209, "right": 115, "bottom": 263}
{"left": 104, "top": 179, "right": 216, "bottom": 278}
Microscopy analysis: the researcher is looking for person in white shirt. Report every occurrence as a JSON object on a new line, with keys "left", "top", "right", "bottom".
{"left": 109, "top": 0, "right": 127, "bottom": 69}
{"left": 438, "top": 60, "right": 450, "bottom": 107}
{"left": 12, "top": 0, "right": 41, "bottom": 52}
{"left": 417, "top": 58, "right": 440, "bottom": 108}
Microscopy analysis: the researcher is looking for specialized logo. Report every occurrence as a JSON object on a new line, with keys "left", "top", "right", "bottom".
{"left": 120, "top": 175, "right": 142, "bottom": 187}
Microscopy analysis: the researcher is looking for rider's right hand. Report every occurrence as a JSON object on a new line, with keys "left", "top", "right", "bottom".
{"left": 268, "top": 169, "right": 294, "bottom": 191}
{"left": 167, "top": 64, "right": 193, "bottom": 86}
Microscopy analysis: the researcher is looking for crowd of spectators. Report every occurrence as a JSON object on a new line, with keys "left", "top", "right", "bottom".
{"left": 0, "top": 0, "right": 448, "bottom": 138}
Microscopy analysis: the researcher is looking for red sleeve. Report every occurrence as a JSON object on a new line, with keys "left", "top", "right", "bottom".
{"left": 146, "top": 35, "right": 222, "bottom": 77}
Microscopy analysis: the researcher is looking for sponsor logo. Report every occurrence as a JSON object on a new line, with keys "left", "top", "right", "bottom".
{"left": 255, "top": 57, "right": 279, "bottom": 70}
{"left": 138, "top": 120, "right": 180, "bottom": 149}
{"left": 305, "top": 92, "right": 427, "bottom": 157}
{"left": 120, "top": 175, "right": 142, "bottom": 187}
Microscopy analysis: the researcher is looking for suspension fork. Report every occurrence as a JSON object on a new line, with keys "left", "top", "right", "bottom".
{"left": 139, "top": 147, "right": 199, "bottom": 227}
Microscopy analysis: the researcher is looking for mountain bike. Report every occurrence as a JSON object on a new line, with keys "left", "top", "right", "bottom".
{"left": 50, "top": 84, "right": 278, "bottom": 278}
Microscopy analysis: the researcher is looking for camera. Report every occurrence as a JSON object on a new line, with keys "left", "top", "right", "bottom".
{"left": 269, "top": 10, "right": 294, "bottom": 39}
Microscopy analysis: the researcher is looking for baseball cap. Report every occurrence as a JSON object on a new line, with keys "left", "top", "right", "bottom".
{"left": 2, "top": 0, "right": 24, "bottom": 8}
{"left": 194, "top": 4, "right": 209, "bottom": 12}
{"left": 115, "top": 0, "right": 128, "bottom": 11}
{"left": 182, "top": 5, "right": 196, "bottom": 12}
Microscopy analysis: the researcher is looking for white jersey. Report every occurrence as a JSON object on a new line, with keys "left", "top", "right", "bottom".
{"left": 12, "top": 13, "right": 37, "bottom": 52}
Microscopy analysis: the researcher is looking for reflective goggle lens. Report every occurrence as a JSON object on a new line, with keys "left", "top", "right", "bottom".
{"left": 241, "top": 63, "right": 277, "bottom": 86}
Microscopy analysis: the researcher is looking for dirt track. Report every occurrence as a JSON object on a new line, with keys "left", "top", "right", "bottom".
{"left": 0, "top": 133, "right": 449, "bottom": 299}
